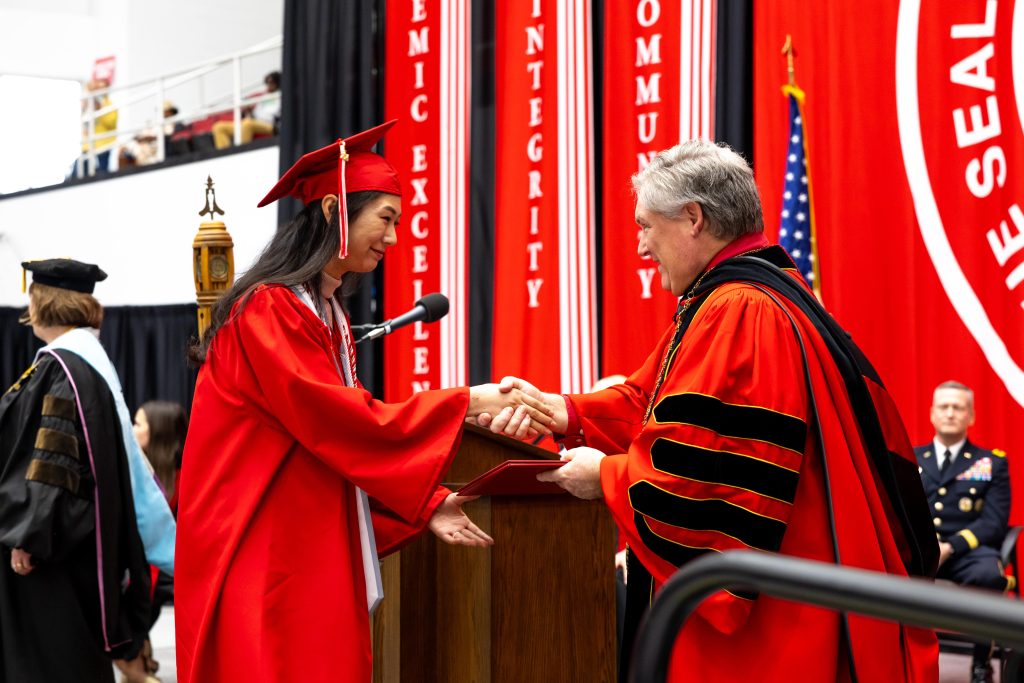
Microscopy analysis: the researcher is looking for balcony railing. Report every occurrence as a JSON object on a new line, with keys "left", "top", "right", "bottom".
{"left": 77, "top": 35, "right": 282, "bottom": 178}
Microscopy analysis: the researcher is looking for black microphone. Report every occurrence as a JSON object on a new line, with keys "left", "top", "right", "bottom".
{"left": 355, "top": 293, "right": 449, "bottom": 343}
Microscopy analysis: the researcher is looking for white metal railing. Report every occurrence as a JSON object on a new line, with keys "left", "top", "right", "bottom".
{"left": 76, "top": 35, "right": 282, "bottom": 178}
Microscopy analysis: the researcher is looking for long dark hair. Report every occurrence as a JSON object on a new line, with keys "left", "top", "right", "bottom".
{"left": 138, "top": 400, "right": 188, "bottom": 496}
{"left": 189, "top": 191, "right": 385, "bottom": 364}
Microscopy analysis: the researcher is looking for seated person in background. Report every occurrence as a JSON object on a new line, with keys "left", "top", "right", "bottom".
{"left": 115, "top": 400, "right": 188, "bottom": 683}
{"left": 915, "top": 380, "right": 1010, "bottom": 683}
{"left": 119, "top": 101, "right": 182, "bottom": 168}
{"left": 73, "top": 78, "right": 118, "bottom": 176}
{"left": 133, "top": 400, "right": 187, "bottom": 505}
{"left": 212, "top": 70, "right": 281, "bottom": 149}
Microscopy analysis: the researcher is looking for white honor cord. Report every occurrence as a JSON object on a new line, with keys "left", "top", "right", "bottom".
{"left": 294, "top": 287, "right": 384, "bottom": 613}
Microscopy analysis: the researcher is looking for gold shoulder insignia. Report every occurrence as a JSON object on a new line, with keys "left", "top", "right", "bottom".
{"left": 992, "top": 448, "right": 1006, "bottom": 458}
{"left": 4, "top": 364, "right": 38, "bottom": 397}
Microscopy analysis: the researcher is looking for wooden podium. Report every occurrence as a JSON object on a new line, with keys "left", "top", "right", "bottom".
{"left": 372, "top": 424, "right": 617, "bottom": 682}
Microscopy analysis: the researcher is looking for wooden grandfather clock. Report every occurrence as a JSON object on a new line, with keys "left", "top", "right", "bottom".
{"left": 192, "top": 176, "right": 234, "bottom": 338}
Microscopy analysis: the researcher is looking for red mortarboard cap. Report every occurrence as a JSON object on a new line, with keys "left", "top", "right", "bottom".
{"left": 257, "top": 120, "right": 402, "bottom": 258}
{"left": 257, "top": 120, "right": 402, "bottom": 207}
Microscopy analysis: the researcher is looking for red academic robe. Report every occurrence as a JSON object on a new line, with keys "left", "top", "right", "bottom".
{"left": 570, "top": 239, "right": 938, "bottom": 681}
{"left": 175, "top": 284, "right": 468, "bottom": 682}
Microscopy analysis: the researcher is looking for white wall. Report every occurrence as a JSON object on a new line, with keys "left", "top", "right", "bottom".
{"left": 0, "top": 0, "right": 127, "bottom": 81}
{"left": 123, "top": 1, "right": 282, "bottom": 89}
{"left": 116, "top": 1, "right": 283, "bottom": 135}
{"left": 0, "top": 145, "right": 280, "bottom": 306}
{"left": 0, "top": 0, "right": 283, "bottom": 137}
{"left": 0, "top": 0, "right": 282, "bottom": 84}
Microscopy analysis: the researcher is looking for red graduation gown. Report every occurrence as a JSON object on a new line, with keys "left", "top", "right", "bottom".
{"left": 175, "top": 285, "right": 468, "bottom": 682}
{"left": 572, "top": 268, "right": 937, "bottom": 681}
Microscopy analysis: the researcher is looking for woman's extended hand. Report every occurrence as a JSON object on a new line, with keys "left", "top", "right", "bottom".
{"left": 428, "top": 493, "right": 494, "bottom": 547}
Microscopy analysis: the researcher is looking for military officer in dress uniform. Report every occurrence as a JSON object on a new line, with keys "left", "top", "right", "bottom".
{"left": 915, "top": 380, "right": 1010, "bottom": 683}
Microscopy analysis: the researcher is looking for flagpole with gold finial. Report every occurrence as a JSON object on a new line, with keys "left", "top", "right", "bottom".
{"left": 780, "top": 35, "right": 802, "bottom": 99}
{"left": 782, "top": 34, "right": 795, "bottom": 86}
{"left": 779, "top": 35, "right": 822, "bottom": 299}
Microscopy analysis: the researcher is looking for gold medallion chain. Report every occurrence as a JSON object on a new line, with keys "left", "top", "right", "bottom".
{"left": 640, "top": 247, "right": 767, "bottom": 426}
{"left": 641, "top": 269, "right": 711, "bottom": 425}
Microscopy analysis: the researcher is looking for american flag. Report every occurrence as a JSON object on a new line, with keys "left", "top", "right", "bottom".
{"left": 778, "top": 84, "right": 820, "bottom": 297}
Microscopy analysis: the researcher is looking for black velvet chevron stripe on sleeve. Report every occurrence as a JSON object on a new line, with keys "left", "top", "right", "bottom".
{"left": 632, "top": 510, "right": 758, "bottom": 601}
{"left": 629, "top": 481, "right": 788, "bottom": 552}
{"left": 653, "top": 393, "right": 807, "bottom": 454}
{"left": 632, "top": 508, "right": 709, "bottom": 567}
{"left": 650, "top": 438, "right": 800, "bottom": 504}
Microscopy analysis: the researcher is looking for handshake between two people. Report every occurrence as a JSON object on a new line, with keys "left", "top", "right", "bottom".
{"left": 426, "top": 377, "right": 562, "bottom": 550}
{"left": 433, "top": 378, "right": 606, "bottom": 548}
{"left": 466, "top": 376, "right": 568, "bottom": 438}
{"left": 466, "top": 377, "right": 606, "bottom": 501}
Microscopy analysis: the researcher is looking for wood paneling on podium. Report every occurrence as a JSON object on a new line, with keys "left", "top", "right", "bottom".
{"left": 373, "top": 425, "right": 617, "bottom": 682}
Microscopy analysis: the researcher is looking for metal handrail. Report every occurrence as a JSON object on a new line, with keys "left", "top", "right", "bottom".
{"left": 80, "top": 91, "right": 279, "bottom": 141}
{"left": 79, "top": 35, "right": 282, "bottom": 116}
{"left": 630, "top": 550, "right": 1024, "bottom": 683}
{"left": 75, "top": 35, "right": 282, "bottom": 177}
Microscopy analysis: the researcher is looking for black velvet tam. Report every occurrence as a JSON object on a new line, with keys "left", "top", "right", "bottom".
{"left": 22, "top": 259, "right": 108, "bottom": 294}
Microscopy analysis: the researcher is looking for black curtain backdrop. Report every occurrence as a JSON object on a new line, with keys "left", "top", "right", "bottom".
{"left": 1, "top": 304, "right": 198, "bottom": 415}
{"left": 279, "top": 0, "right": 385, "bottom": 394}
{"left": 592, "top": 0, "right": 606, "bottom": 379}
{"left": 1, "top": 309, "right": 38, "bottom": 391}
{"left": 715, "top": 0, "right": 754, "bottom": 162}
{"left": 468, "top": 0, "right": 496, "bottom": 385}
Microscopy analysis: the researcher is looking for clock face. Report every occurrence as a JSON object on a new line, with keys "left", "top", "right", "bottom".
{"left": 210, "top": 254, "right": 229, "bottom": 280}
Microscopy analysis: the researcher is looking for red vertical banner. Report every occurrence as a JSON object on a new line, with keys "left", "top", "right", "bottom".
{"left": 600, "top": 0, "right": 717, "bottom": 376}
{"left": 384, "top": 0, "right": 470, "bottom": 401}
{"left": 492, "top": 0, "right": 596, "bottom": 393}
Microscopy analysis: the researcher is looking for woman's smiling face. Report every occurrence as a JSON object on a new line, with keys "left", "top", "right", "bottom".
{"left": 328, "top": 193, "right": 401, "bottom": 275}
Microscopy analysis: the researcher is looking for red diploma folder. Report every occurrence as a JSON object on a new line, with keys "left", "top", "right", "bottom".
{"left": 458, "top": 460, "right": 567, "bottom": 496}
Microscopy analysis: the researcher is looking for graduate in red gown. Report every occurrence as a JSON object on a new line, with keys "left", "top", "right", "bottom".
{"left": 482, "top": 139, "right": 940, "bottom": 682}
{"left": 175, "top": 121, "right": 550, "bottom": 683}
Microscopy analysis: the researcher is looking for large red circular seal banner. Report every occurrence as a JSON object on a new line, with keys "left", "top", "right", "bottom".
{"left": 897, "top": 0, "right": 1024, "bottom": 410}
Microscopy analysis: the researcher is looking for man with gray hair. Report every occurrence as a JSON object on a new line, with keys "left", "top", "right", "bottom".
{"left": 482, "top": 139, "right": 939, "bottom": 681}
{"left": 915, "top": 380, "right": 1010, "bottom": 683}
